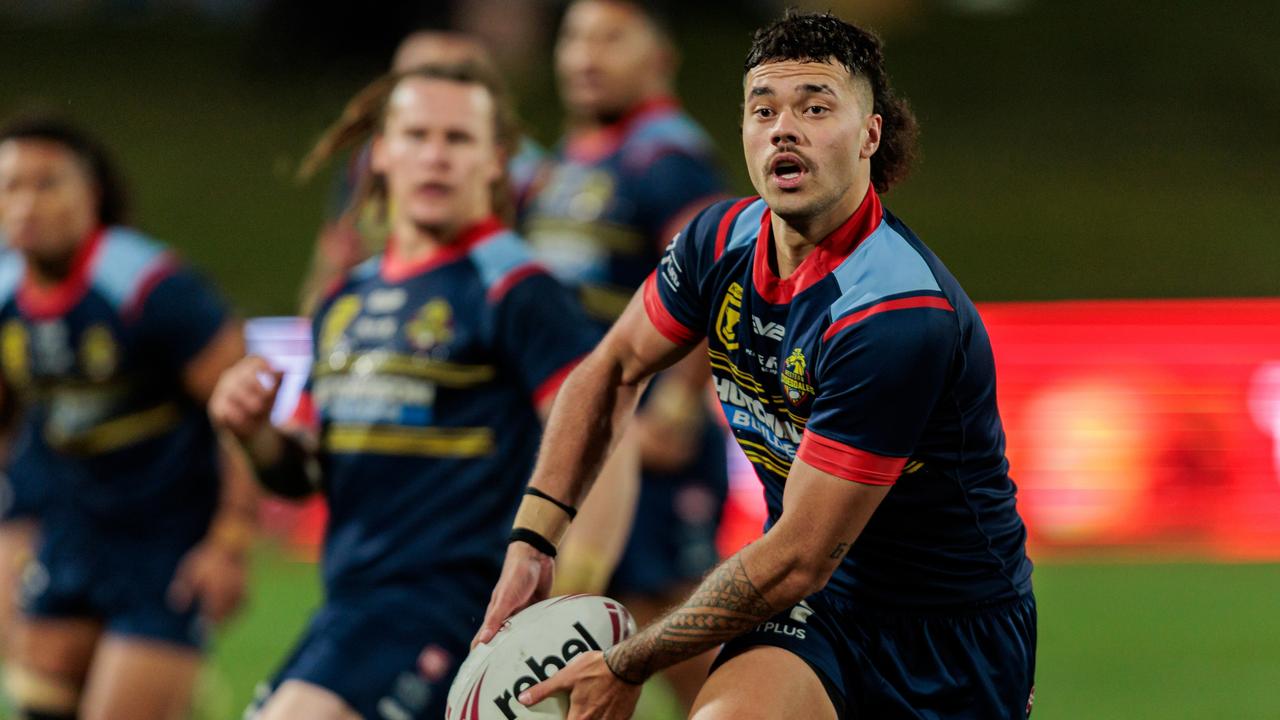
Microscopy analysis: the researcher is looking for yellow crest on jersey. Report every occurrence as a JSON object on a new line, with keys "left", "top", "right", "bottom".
{"left": 80, "top": 325, "right": 119, "bottom": 381}
{"left": 406, "top": 298, "right": 454, "bottom": 352}
{"left": 1, "top": 320, "right": 29, "bottom": 386}
{"left": 715, "top": 282, "right": 744, "bottom": 351}
{"left": 320, "top": 295, "right": 361, "bottom": 353}
{"left": 782, "top": 347, "right": 815, "bottom": 406}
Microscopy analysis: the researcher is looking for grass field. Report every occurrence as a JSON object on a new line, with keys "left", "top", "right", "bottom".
{"left": 196, "top": 544, "right": 1280, "bottom": 720}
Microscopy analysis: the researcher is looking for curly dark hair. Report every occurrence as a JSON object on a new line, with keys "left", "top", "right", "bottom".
{"left": 0, "top": 113, "right": 129, "bottom": 225}
{"left": 745, "top": 10, "right": 918, "bottom": 193}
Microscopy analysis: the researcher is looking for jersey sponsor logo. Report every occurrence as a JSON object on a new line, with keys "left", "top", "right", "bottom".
{"left": 406, "top": 298, "right": 454, "bottom": 353}
{"left": 715, "top": 282, "right": 744, "bottom": 351}
{"left": 365, "top": 287, "right": 407, "bottom": 314}
{"left": 659, "top": 234, "right": 683, "bottom": 290}
{"left": 314, "top": 372, "right": 436, "bottom": 426}
{"left": 752, "top": 316, "right": 785, "bottom": 340}
{"left": 32, "top": 320, "right": 73, "bottom": 374}
{"left": 757, "top": 620, "right": 806, "bottom": 640}
{"left": 714, "top": 375, "right": 801, "bottom": 458}
{"left": 789, "top": 600, "right": 815, "bottom": 624}
{"left": 79, "top": 324, "right": 118, "bottom": 381}
{"left": 745, "top": 347, "right": 779, "bottom": 373}
{"left": 781, "top": 347, "right": 815, "bottom": 406}
{"left": 1, "top": 320, "right": 29, "bottom": 386}
{"left": 352, "top": 315, "right": 398, "bottom": 342}
{"left": 320, "top": 294, "right": 361, "bottom": 353}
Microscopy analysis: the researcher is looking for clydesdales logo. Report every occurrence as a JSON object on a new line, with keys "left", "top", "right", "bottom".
{"left": 781, "top": 347, "right": 815, "bottom": 406}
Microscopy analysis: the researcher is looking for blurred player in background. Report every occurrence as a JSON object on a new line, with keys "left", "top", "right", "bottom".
{"left": 523, "top": 1, "right": 728, "bottom": 709}
{"left": 298, "top": 30, "right": 549, "bottom": 314}
{"left": 215, "top": 61, "right": 607, "bottom": 720}
{"left": 479, "top": 11, "right": 1036, "bottom": 720}
{"left": 0, "top": 115, "right": 256, "bottom": 720}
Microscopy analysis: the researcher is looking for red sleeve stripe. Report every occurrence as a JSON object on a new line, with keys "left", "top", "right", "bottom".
{"left": 822, "top": 296, "right": 955, "bottom": 342}
{"left": 533, "top": 353, "right": 586, "bottom": 408}
{"left": 642, "top": 272, "right": 701, "bottom": 346}
{"left": 796, "top": 430, "right": 906, "bottom": 486}
{"left": 486, "top": 262, "right": 546, "bottom": 303}
{"left": 714, "top": 197, "right": 757, "bottom": 259}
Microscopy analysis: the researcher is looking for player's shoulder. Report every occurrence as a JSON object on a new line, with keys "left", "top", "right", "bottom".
{"left": 464, "top": 226, "right": 548, "bottom": 304}
{"left": 675, "top": 195, "right": 767, "bottom": 262}
{"left": 0, "top": 247, "right": 25, "bottom": 307}
{"left": 90, "top": 226, "right": 184, "bottom": 311}
{"left": 823, "top": 209, "right": 957, "bottom": 342}
{"left": 317, "top": 254, "right": 381, "bottom": 307}
{"left": 621, "top": 103, "right": 715, "bottom": 171}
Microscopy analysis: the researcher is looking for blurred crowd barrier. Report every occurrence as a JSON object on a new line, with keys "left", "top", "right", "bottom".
{"left": 249, "top": 299, "right": 1280, "bottom": 563}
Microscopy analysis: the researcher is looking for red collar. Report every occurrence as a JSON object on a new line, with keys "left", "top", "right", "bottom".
{"left": 18, "top": 225, "right": 106, "bottom": 320}
{"left": 380, "top": 216, "right": 505, "bottom": 283}
{"left": 752, "top": 186, "right": 883, "bottom": 304}
{"left": 564, "top": 96, "right": 680, "bottom": 164}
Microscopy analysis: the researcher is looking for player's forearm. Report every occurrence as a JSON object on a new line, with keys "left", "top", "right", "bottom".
{"left": 602, "top": 531, "right": 823, "bottom": 684}
{"left": 527, "top": 347, "right": 644, "bottom": 507}
{"left": 206, "top": 433, "right": 261, "bottom": 554}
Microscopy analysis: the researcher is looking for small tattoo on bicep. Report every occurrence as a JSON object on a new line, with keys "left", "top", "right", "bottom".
{"left": 829, "top": 542, "right": 848, "bottom": 559}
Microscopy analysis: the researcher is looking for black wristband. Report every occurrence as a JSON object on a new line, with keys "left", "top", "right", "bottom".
{"left": 525, "top": 487, "right": 578, "bottom": 520}
{"left": 509, "top": 527, "right": 558, "bottom": 558}
{"left": 256, "top": 435, "right": 317, "bottom": 499}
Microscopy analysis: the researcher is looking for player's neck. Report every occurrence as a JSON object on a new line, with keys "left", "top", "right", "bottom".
{"left": 390, "top": 213, "right": 486, "bottom": 263}
{"left": 770, "top": 178, "right": 870, "bottom": 279}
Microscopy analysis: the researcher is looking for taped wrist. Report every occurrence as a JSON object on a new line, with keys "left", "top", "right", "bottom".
{"left": 509, "top": 487, "right": 577, "bottom": 557}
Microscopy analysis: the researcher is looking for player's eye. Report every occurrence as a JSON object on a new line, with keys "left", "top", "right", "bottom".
{"left": 446, "top": 130, "right": 474, "bottom": 144}
{"left": 753, "top": 107, "right": 775, "bottom": 119}
{"left": 805, "top": 105, "right": 829, "bottom": 116}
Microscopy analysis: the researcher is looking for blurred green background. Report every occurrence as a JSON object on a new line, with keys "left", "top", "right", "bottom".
{"left": 3, "top": 1, "right": 1278, "bottom": 718}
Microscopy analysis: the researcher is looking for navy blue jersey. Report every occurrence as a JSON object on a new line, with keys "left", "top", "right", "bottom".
{"left": 524, "top": 97, "right": 722, "bottom": 326}
{"left": 303, "top": 218, "right": 599, "bottom": 596}
{"left": 0, "top": 227, "right": 228, "bottom": 528}
{"left": 646, "top": 191, "right": 1033, "bottom": 607}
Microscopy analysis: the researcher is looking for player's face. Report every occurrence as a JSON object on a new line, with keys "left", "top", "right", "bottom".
{"left": 0, "top": 139, "right": 98, "bottom": 261}
{"left": 742, "top": 59, "right": 882, "bottom": 223}
{"left": 372, "top": 77, "right": 503, "bottom": 238}
{"left": 555, "top": 0, "right": 667, "bottom": 120}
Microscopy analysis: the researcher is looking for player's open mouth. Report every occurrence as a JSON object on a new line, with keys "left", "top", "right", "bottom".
{"left": 769, "top": 154, "right": 807, "bottom": 189}
{"left": 415, "top": 182, "right": 452, "bottom": 197}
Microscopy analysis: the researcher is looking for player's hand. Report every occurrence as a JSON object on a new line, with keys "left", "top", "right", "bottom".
{"left": 519, "top": 650, "right": 642, "bottom": 720}
{"left": 471, "top": 541, "right": 555, "bottom": 648}
{"left": 209, "top": 355, "right": 282, "bottom": 442}
{"left": 168, "top": 535, "right": 249, "bottom": 624}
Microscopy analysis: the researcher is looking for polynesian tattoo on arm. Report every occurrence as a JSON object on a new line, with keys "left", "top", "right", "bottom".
{"left": 603, "top": 553, "right": 777, "bottom": 684}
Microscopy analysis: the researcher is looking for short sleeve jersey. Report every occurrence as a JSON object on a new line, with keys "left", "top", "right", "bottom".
{"left": 524, "top": 97, "right": 722, "bottom": 328}
{"left": 0, "top": 227, "right": 228, "bottom": 528}
{"left": 303, "top": 219, "right": 599, "bottom": 597}
{"left": 645, "top": 190, "right": 1033, "bottom": 607}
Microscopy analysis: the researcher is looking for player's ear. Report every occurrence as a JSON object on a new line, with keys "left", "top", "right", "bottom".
{"left": 860, "top": 114, "right": 882, "bottom": 160}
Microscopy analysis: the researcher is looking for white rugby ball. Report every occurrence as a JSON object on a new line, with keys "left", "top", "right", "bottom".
{"left": 446, "top": 594, "right": 636, "bottom": 720}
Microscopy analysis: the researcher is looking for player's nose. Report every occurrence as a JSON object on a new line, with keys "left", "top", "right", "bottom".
{"left": 769, "top": 111, "right": 801, "bottom": 147}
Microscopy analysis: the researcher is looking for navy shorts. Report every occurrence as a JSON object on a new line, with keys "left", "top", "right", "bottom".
{"left": 21, "top": 515, "right": 208, "bottom": 649}
{"left": 712, "top": 591, "right": 1037, "bottom": 719}
{"left": 609, "top": 421, "right": 728, "bottom": 597}
{"left": 248, "top": 588, "right": 475, "bottom": 720}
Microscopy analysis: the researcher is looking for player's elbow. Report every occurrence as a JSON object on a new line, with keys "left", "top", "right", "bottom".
{"left": 772, "top": 552, "right": 837, "bottom": 606}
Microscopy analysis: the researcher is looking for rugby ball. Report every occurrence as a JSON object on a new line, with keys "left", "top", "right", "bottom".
{"left": 446, "top": 595, "right": 636, "bottom": 720}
